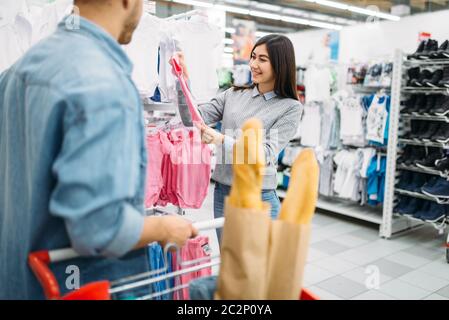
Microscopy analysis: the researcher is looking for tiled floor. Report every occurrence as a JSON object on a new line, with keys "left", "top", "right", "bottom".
{"left": 184, "top": 184, "right": 449, "bottom": 300}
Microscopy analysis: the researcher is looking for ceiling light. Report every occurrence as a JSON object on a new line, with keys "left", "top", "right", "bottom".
{"left": 303, "top": 0, "right": 400, "bottom": 21}
{"left": 224, "top": 0, "right": 251, "bottom": 6}
{"left": 224, "top": 47, "right": 234, "bottom": 53}
{"left": 252, "top": 2, "right": 282, "bottom": 12}
{"left": 316, "top": 0, "right": 349, "bottom": 10}
{"left": 249, "top": 10, "right": 281, "bottom": 20}
{"left": 172, "top": 0, "right": 213, "bottom": 8}
{"left": 215, "top": 4, "right": 250, "bottom": 15}
{"left": 169, "top": 0, "right": 346, "bottom": 30}
{"left": 281, "top": 15, "right": 342, "bottom": 30}
{"left": 348, "top": 5, "right": 400, "bottom": 21}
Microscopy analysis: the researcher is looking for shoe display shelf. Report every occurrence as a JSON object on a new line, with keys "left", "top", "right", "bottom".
{"left": 398, "top": 138, "right": 449, "bottom": 149}
{"left": 402, "top": 87, "right": 449, "bottom": 94}
{"left": 350, "top": 84, "right": 391, "bottom": 95}
{"left": 405, "top": 59, "right": 449, "bottom": 67}
{"left": 400, "top": 114, "right": 449, "bottom": 122}
{"left": 397, "top": 163, "right": 444, "bottom": 176}
{"left": 385, "top": 50, "right": 449, "bottom": 262}
{"left": 143, "top": 101, "right": 178, "bottom": 112}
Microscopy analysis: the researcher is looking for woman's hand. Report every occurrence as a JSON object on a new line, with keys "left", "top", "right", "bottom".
{"left": 172, "top": 51, "right": 189, "bottom": 81}
{"left": 196, "top": 122, "right": 224, "bottom": 145}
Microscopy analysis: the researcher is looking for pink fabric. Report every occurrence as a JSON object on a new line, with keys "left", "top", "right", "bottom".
{"left": 147, "top": 126, "right": 210, "bottom": 209}
{"left": 172, "top": 236, "right": 212, "bottom": 300}
{"left": 174, "top": 130, "right": 211, "bottom": 209}
{"left": 144, "top": 132, "right": 171, "bottom": 208}
{"left": 170, "top": 57, "right": 204, "bottom": 125}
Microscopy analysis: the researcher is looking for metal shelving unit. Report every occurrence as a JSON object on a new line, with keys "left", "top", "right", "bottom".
{"left": 383, "top": 51, "right": 449, "bottom": 262}
{"left": 398, "top": 138, "right": 449, "bottom": 149}
{"left": 280, "top": 53, "right": 449, "bottom": 244}
{"left": 276, "top": 190, "right": 383, "bottom": 224}
{"left": 396, "top": 163, "right": 443, "bottom": 176}
{"left": 404, "top": 59, "right": 449, "bottom": 67}
{"left": 400, "top": 114, "right": 449, "bottom": 122}
{"left": 395, "top": 188, "right": 438, "bottom": 201}
{"left": 144, "top": 102, "right": 177, "bottom": 112}
{"left": 143, "top": 100, "right": 184, "bottom": 217}
{"left": 350, "top": 84, "right": 391, "bottom": 94}
{"left": 402, "top": 87, "right": 449, "bottom": 95}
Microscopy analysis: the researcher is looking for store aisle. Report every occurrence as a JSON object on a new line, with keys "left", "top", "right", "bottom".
{"left": 185, "top": 183, "right": 449, "bottom": 300}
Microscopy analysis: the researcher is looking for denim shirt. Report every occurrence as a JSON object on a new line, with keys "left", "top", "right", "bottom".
{"left": 0, "top": 17, "right": 150, "bottom": 299}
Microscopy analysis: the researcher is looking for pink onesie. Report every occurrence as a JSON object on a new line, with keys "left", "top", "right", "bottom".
{"left": 175, "top": 130, "right": 211, "bottom": 209}
{"left": 172, "top": 235, "right": 212, "bottom": 300}
{"left": 144, "top": 131, "right": 171, "bottom": 208}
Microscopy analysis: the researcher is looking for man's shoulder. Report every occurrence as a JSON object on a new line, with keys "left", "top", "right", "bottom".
{"left": 17, "top": 32, "right": 125, "bottom": 90}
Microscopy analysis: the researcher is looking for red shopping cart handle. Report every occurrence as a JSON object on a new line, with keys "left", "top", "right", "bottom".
{"left": 28, "top": 250, "right": 111, "bottom": 300}
{"left": 28, "top": 251, "right": 61, "bottom": 300}
{"left": 300, "top": 288, "right": 319, "bottom": 300}
{"left": 62, "top": 281, "right": 110, "bottom": 300}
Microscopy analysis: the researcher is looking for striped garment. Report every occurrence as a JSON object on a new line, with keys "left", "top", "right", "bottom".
{"left": 198, "top": 86, "right": 303, "bottom": 190}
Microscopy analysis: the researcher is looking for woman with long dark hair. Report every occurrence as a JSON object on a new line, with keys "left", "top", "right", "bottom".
{"left": 187, "top": 34, "right": 302, "bottom": 240}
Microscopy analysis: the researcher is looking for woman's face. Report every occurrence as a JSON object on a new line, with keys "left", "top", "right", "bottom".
{"left": 249, "top": 44, "right": 275, "bottom": 86}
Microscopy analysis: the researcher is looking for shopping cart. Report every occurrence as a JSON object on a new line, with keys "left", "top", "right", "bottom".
{"left": 28, "top": 218, "right": 318, "bottom": 300}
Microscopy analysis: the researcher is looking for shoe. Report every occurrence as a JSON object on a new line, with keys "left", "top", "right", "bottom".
{"left": 418, "top": 202, "right": 448, "bottom": 221}
{"left": 416, "top": 149, "right": 444, "bottom": 168}
{"left": 394, "top": 196, "right": 410, "bottom": 214}
{"left": 422, "top": 177, "right": 449, "bottom": 198}
{"left": 434, "top": 124, "right": 449, "bottom": 143}
{"left": 402, "top": 120, "right": 421, "bottom": 140}
{"left": 401, "top": 198, "right": 425, "bottom": 216}
{"left": 404, "top": 147, "right": 426, "bottom": 166}
{"left": 435, "top": 155, "right": 448, "bottom": 166}
{"left": 433, "top": 95, "right": 449, "bottom": 116}
{"left": 421, "top": 122, "right": 441, "bottom": 141}
{"left": 397, "top": 171, "right": 414, "bottom": 189}
{"left": 401, "top": 95, "right": 418, "bottom": 114}
{"left": 431, "top": 40, "right": 449, "bottom": 59}
{"left": 410, "top": 69, "right": 432, "bottom": 87}
{"left": 397, "top": 146, "right": 413, "bottom": 164}
{"left": 419, "top": 95, "right": 438, "bottom": 114}
{"left": 410, "top": 121, "right": 429, "bottom": 140}
{"left": 421, "top": 175, "right": 440, "bottom": 190}
{"left": 409, "top": 95, "right": 427, "bottom": 113}
{"left": 436, "top": 157, "right": 449, "bottom": 169}
{"left": 412, "top": 201, "right": 432, "bottom": 219}
{"left": 424, "top": 69, "right": 444, "bottom": 88}
{"left": 438, "top": 67, "right": 449, "bottom": 88}
{"left": 430, "top": 123, "right": 449, "bottom": 141}
{"left": 408, "top": 40, "right": 426, "bottom": 60}
{"left": 407, "top": 173, "right": 428, "bottom": 192}
{"left": 417, "top": 39, "right": 439, "bottom": 60}
{"left": 407, "top": 67, "right": 421, "bottom": 86}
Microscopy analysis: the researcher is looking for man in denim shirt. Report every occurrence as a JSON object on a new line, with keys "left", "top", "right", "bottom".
{"left": 0, "top": 0, "right": 197, "bottom": 299}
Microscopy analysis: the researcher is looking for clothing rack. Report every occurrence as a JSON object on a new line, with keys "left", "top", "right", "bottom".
{"left": 279, "top": 76, "right": 394, "bottom": 232}
{"left": 142, "top": 100, "right": 184, "bottom": 216}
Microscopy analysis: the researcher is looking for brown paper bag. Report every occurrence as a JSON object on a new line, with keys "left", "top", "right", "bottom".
{"left": 266, "top": 221, "right": 311, "bottom": 300}
{"left": 215, "top": 198, "right": 271, "bottom": 300}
